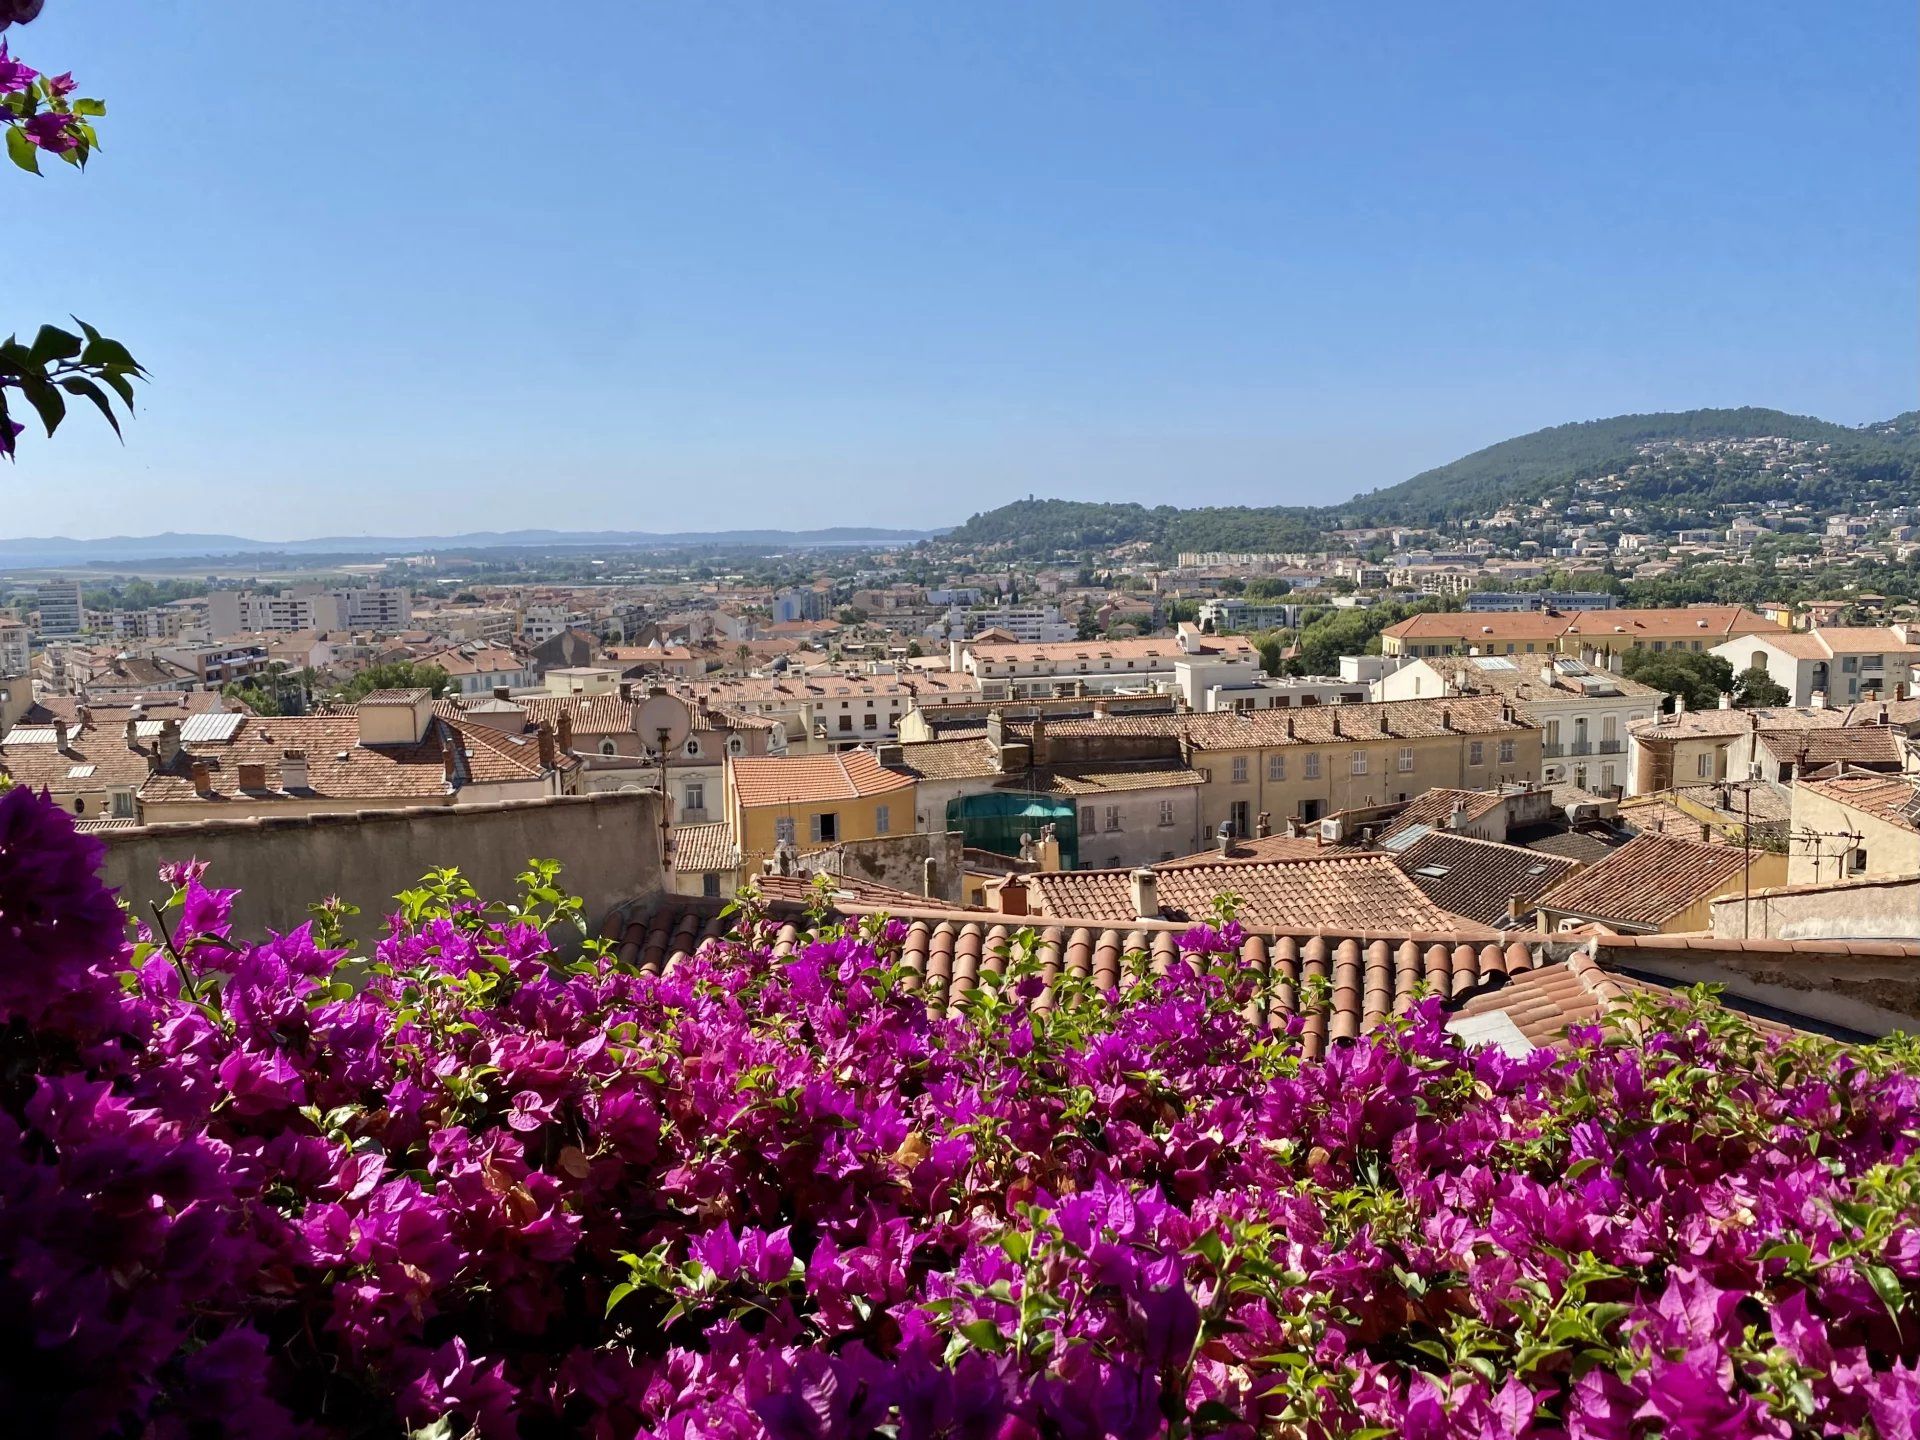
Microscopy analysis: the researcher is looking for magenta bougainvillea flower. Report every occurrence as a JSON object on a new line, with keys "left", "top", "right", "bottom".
{"left": 1, "top": 783, "right": 1917, "bottom": 1437}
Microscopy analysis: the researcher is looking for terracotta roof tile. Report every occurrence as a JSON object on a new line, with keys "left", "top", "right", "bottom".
{"left": 1798, "top": 774, "right": 1920, "bottom": 832}
{"left": 670, "top": 821, "right": 739, "bottom": 874}
{"left": 1536, "top": 831, "right": 1752, "bottom": 929}
{"left": 729, "top": 750, "right": 916, "bottom": 808}
{"left": 1393, "top": 831, "right": 1581, "bottom": 928}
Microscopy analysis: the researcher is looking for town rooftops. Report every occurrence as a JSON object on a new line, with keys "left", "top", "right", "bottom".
{"left": 355, "top": 687, "right": 433, "bottom": 706}
{"left": 1797, "top": 774, "right": 1920, "bottom": 832}
{"left": 1627, "top": 704, "right": 1850, "bottom": 740}
{"left": 1382, "top": 612, "right": 1575, "bottom": 643}
{"left": 1392, "top": 831, "right": 1581, "bottom": 929}
{"left": 1535, "top": 830, "right": 1752, "bottom": 930}
{"left": 729, "top": 749, "right": 917, "bottom": 808}
{"left": 612, "top": 897, "right": 1902, "bottom": 1057}
{"left": 1562, "top": 605, "right": 1776, "bottom": 639}
{"left": 1024, "top": 853, "right": 1477, "bottom": 933}
{"left": 1745, "top": 626, "right": 1920, "bottom": 659}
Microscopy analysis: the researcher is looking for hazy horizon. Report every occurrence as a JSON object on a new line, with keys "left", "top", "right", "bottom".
{"left": 7, "top": 2, "right": 1915, "bottom": 539}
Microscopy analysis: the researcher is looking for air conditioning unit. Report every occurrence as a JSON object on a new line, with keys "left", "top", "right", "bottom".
{"left": 1319, "top": 817, "right": 1345, "bottom": 844}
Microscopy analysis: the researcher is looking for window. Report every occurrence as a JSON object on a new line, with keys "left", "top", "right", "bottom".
{"left": 863, "top": 713, "right": 878, "bottom": 730}
{"left": 729, "top": 737, "right": 743, "bottom": 754}
{"left": 1468, "top": 741, "right": 1485, "bottom": 766}
{"left": 1397, "top": 746, "right": 1414, "bottom": 772}
{"left": 1231, "top": 756, "right": 1249, "bottom": 783}
{"left": 774, "top": 817, "right": 796, "bottom": 847}
{"left": 600, "top": 739, "right": 618, "bottom": 756}
{"left": 810, "top": 812, "right": 839, "bottom": 843}
{"left": 1268, "top": 754, "right": 1285, "bottom": 781}
{"left": 838, "top": 715, "right": 853, "bottom": 733}
{"left": 1081, "top": 806, "right": 1096, "bottom": 833}
{"left": 1498, "top": 739, "right": 1515, "bottom": 764}
{"left": 702, "top": 872, "right": 721, "bottom": 898}
{"left": 1104, "top": 805, "right": 1121, "bottom": 832}
{"left": 873, "top": 803, "right": 891, "bottom": 835}
{"left": 1350, "top": 751, "right": 1368, "bottom": 776}
{"left": 1229, "top": 800, "right": 1251, "bottom": 836}
{"left": 1158, "top": 799, "right": 1175, "bottom": 827}
{"left": 1304, "top": 753, "right": 1321, "bottom": 780}
{"left": 684, "top": 781, "right": 706, "bottom": 813}
{"left": 1849, "top": 847, "right": 1869, "bottom": 875}
{"left": 1696, "top": 752, "right": 1713, "bottom": 779}
{"left": 1600, "top": 764, "right": 1615, "bottom": 790}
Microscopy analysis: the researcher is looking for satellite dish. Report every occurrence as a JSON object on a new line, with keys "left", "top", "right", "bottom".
{"left": 636, "top": 692, "right": 692, "bottom": 758}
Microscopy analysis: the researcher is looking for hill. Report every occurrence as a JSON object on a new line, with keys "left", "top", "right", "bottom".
{"left": 941, "top": 407, "right": 1920, "bottom": 556}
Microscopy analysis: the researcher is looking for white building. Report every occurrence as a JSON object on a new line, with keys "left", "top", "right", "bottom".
{"left": 207, "top": 586, "right": 412, "bottom": 636}
{"left": 1173, "top": 658, "right": 1366, "bottom": 712}
{"left": 0, "top": 620, "right": 30, "bottom": 676}
{"left": 954, "top": 626, "right": 1257, "bottom": 700}
{"left": 1375, "top": 654, "right": 1660, "bottom": 794}
{"left": 36, "top": 580, "right": 83, "bottom": 638}
{"left": 1712, "top": 627, "right": 1920, "bottom": 709}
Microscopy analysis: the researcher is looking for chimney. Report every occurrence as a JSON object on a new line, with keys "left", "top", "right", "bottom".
{"left": 1440, "top": 707, "right": 1452, "bottom": 731}
{"left": 442, "top": 745, "right": 459, "bottom": 785}
{"left": 1092, "top": 698, "right": 1109, "bottom": 720}
{"left": 1331, "top": 711, "right": 1342, "bottom": 738}
{"left": 1285, "top": 715, "right": 1296, "bottom": 739}
{"left": 1378, "top": 711, "right": 1390, "bottom": 734}
{"left": 1284, "top": 817, "right": 1301, "bottom": 838}
{"left": 1718, "top": 692, "right": 1733, "bottom": 710}
{"left": 1129, "top": 866, "right": 1159, "bottom": 919}
{"left": 536, "top": 722, "right": 557, "bottom": 770}
{"left": 1675, "top": 694, "right": 1688, "bottom": 716}
{"left": 281, "top": 749, "right": 309, "bottom": 790}
{"left": 1029, "top": 714, "right": 1048, "bottom": 767}
{"left": 1217, "top": 822, "right": 1233, "bottom": 854}
{"left": 1507, "top": 892, "right": 1525, "bottom": 925}
{"left": 1540, "top": 660, "right": 1556, "bottom": 688}
{"left": 1811, "top": 690, "right": 1827, "bottom": 711}
{"left": 157, "top": 719, "right": 182, "bottom": 764}
{"left": 556, "top": 712, "right": 574, "bottom": 752}
{"left": 619, "top": 680, "right": 633, "bottom": 702}
{"left": 237, "top": 761, "right": 267, "bottom": 791}
{"left": 52, "top": 719, "right": 69, "bottom": 752}
{"left": 124, "top": 718, "right": 139, "bottom": 748}
{"left": 990, "top": 876, "right": 1029, "bottom": 915}
{"left": 191, "top": 761, "right": 212, "bottom": 796}
{"left": 1447, "top": 801, "right": 1469, "bottom": 832}
{"left": 1256, "top": 810, "right": 1272, "bottom": 838}
{"left": 1898, "top": 681, "right": 1910, "bottom": 701}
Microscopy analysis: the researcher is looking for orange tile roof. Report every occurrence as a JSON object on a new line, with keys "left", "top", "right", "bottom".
{"left": 1180, "top": 696, "right": 1530, "bottom": 750}
{"left": 729, "top": 749, "right": 916, "bottom": 808}
{"left": 1379, "top": 787, "right": 1511, "bottom": 840}
{"left": 1026, "top": 854, "right": 1476, "bottom": 932}
{"left": 1797, "top": 774, "right": 1920, "bottom": 832}
{"left": 1562, "top": 606, "right": 1774, "bottom": 639}
{"left": 670, "top": 821, "right": 740, "bottom": 874}
{"left": 1383, "top": 612, "right": 1575, "bottom": 642}
{"left": 1536, "top": 831, "right": 1752, "bottom": 929}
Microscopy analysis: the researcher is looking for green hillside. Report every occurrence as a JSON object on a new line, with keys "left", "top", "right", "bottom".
{"left": 940, "top": 408, "right": 1920, "bottom": 556}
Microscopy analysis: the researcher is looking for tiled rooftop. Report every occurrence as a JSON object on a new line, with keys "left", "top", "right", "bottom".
{"left": 1392, "top": 831, "right": 1581, "bottom": 928}
{"left": 1025, "top": 854, "right": 1476, "bottom": 932}
{"left": 1535, "top": 830, "right": 1752, "bottom": 929}
{"left": 670, "top": 821, "right": 740, "bottom": 874}
{"left": 729, "top": 749, "right": 917, "bottom": 808}
{"left": 1798, "top": 774, "right": 1920, "bottom": 832}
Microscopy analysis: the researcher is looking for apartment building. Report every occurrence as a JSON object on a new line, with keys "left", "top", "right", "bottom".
{"left": 1713, "top": 627, "right": 1920, "bottom": 708}
{"left": 1178, "top": 696, "right": 1541, "bottom": 839}
{"left": 0, "top": 620, "right": 29, "bottom": 675}
{"left": 1196, "top": 598, "right": 1303, "bottom": 633}
{"left": 207, "top": 586, "right": 412, "bottom": 636}
{"left": 1560, "top": 605, "right": 1778, "bottom": 660}
{"left": 154, "top": 640, "right": 272, "bottom": 687}
{"left": 670, "top": 672, "right": 981, "bottom": 750}
{"left": 36, "top": 580, "right": 83, "bottom": 638}
{"left": 954, "top": 626, "right": 1257, "bottom": 698}
{"left": 1625, "top": 702, "right": 1850, "bottom": 794}
{"left": 725, "top": 748, "right": 918, "bottom": 868}
{"left": 1375, "top": 654, "right": 1660, "bottom": 794}
{"left": 1464, "top": 591, "right": 1618, "bottom": 613}
{"left": 1380, "top": 611, "right": 1573, "bottom": 659}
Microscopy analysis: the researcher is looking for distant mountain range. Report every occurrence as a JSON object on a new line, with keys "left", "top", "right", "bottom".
{"left": 0, "top": 526, "right": 945, "bottom": 569}
{"left": 942, "top": 408, "right": 1920, "bottom": 556}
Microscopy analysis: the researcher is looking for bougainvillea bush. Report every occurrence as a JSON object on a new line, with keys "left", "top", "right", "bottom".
{"left": 3, "top": 785, "right": 1920, "bottom": 1438}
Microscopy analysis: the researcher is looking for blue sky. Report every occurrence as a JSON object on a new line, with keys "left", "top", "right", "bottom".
{"left": 7, "top": 1, "right": 1915, "bottom": 539}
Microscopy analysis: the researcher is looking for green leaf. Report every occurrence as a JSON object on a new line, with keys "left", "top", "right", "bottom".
{"left": 57, "top": 376, "right": 122, "bottom": 438}
{"left": 17, "top": 372, "right": 64, "bottom": 437}
{"left": 73, "top": 98, "right": 106, "bottom": 117}
{"left": 1190, "top": 1400, "right": 1243, "bottom": 1430}
{"left": 7, "top": 125, "right": 41, "bottom": 175}
{"left": 28, "top": 325, "right": 82, "bottom": 364}
{"left": 955, "top": 1319, "right": 1006, "bottom": 1353}
{"left": 81, "top": 334, "right": 139, "bottom": 370}
{"left": 604, "top": 1281, "right": 635, "bottom": 1317}
{"left": 1866, "top": 1264, "right": 1906, "bottom": 1319}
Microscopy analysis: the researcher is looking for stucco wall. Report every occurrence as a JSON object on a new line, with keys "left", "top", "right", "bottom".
{"left": 98, "top": 791, "right": 665, "bottom": 951}
{"left": 806, "top": 830, "right": 966, "bottom": 904}
{"left": 1711, "top": 873, "right": 1920, "bottom": 942}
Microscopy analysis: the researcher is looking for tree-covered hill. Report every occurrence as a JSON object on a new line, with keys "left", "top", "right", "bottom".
{"left": 940, "top": 408, "right": 1920, "bottom": 556}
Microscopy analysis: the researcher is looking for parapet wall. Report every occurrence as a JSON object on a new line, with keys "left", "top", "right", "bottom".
{"left": 98, "top": 792, "right": 665, "bottom": 950}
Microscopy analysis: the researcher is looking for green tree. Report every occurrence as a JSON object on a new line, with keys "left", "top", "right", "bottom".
{"left": 1733, "top": 664, "right": 1790, "bottom": 708}
{"left": 1242, "top": 577, "right": 1292, "bottom": 600}
{"left": 905, "top": 640, "right": 923, "bottom": 658}
{"left": 1620, "top": 648, "right": 1735, "bottom": 711}
{"left": 341, "top": 662, "right": 450, "bottom": 701}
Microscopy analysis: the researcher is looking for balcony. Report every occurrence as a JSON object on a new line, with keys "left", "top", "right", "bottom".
{"left": 1598, "top": 739, "right": 1624, "bottom": 754}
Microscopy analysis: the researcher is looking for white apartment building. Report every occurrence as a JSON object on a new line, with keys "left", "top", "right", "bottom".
{"left": 953, "top": 626, "right": 1258, "bottom": 700}
{"left": 36, "top": 580, "right": 84, "bottom": 638}
{"left": 1173, "top": 658, "right": 1365, "bottom": 712}
{"left": 1712, "top": 627, "right": 1920, "bottom": 708}
{"left": 207, "top": 586, "right": 412, "bottom": 636}
{"left": 949, "top": 604, "right": 1075, "bottom": 644}
{"left": 1375, "top": 654, "right": 1660, "bottom": 794}
{"left": 0, "top": 620, "right": 30, "bottom": 676}
{"left": 522, "top": 605, "right": 589, "bottom": 644}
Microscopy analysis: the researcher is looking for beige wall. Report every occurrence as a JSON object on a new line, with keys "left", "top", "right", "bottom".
{"left": 1710, "top": 872, "right": 1920, "bottom": 942}
{"left": 138, "top": 776, "right": 554, "bottom": 826}
{"left": 100, "top": 791, "right": 665, "bottom": 952}
{"left": 1788, "top": 786, "right": 1920, "bottom": 885}
{"left": 1190, "top": 729, "right": 1543, "bottom": 838}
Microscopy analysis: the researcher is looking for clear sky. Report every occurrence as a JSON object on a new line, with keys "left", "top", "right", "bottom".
{"left": 7, "top": 1, "right": 1916, "bottom": 539}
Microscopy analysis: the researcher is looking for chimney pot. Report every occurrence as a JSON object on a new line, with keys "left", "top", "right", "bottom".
{"left": 1255, "top": 810, "right": 1271, "bottom": 838}
{"left": 536, "top": 722, "right": 557, "bottom": 770}
{"left": 191, "top": 761, "right": 212, "bottom": 796}
{"left": 53, "top": 718, "right": 69, "bottom": 751}
{"left": 124, "top": 718, "right": 139, "bottom": 747}
{"left": 237, "top": 761, "right": 267, "bottom": 792}
{"left": 1129, "top": 866, "right": 1159, "bottom": 920}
